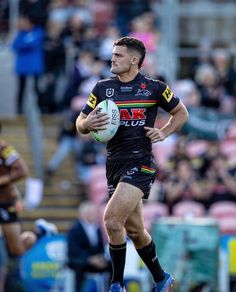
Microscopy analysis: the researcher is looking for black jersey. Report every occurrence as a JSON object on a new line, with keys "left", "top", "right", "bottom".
{"left": 82, "top": 73, "right": 180, "bottom": 161}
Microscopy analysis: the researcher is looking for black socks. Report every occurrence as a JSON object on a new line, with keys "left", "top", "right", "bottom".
{"left": 136, "top": 240, "right": 165, "bottom": 283}
{"left": 109, "top": 242, "right": 127, "bottom": 286}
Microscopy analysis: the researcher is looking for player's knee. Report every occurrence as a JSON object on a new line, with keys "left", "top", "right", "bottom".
{"left": 104, "top": 217, "right": 123, "bottom": 234}
{"left": 20, "top": 231, "right": 37, "bottom": 251}
{"left": 7, "top": 243, "right": 25, "bottom": 257}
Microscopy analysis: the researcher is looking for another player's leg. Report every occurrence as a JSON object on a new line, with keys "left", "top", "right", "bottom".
{"left": 2, "top": 221, "right": 26, "bottom": 292}
{"left": 125, "top": 201, "right": 174, "bottom": 291}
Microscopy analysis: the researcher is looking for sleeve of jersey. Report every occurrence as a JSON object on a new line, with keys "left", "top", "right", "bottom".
{"left": 1, "top": 144, "right": 20, "bottom": 166}
{"left": 156, "top": 81, "right": 180, "bottom": 112}
{"left": 81, "top": 83, "right": 101, "bottom": 115}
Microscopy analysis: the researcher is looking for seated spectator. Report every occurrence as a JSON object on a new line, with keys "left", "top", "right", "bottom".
{"left": 212, "top": 48, "right": 236, "bottom": 98}
{"left": 163, "top": 158, "right": 207, "bottom": 213}
{"left": 194, "top": 64, "right": 222, "bottom": 110}
{"left": 60, "top": 50, "right": 96, "bottom": 111}
{"left": 98, "top": 25, "right": 121, "bottom": 64}
{"left": 205, "top": 154, "right": 236, "bottom": 207}
{"left": 67, "top": 201, "right": 111, "bottom": 292}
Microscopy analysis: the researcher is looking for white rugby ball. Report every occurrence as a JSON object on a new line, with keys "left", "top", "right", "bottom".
{"left": 91, "top": 99, "right": 120, "bottom": 143}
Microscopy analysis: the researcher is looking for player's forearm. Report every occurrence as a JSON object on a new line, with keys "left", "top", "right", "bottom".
{"left": 0, "top": 169, "right": 27, "bottom": 186}
{"left": 76, "top": 115, "right": 90, "bottom": 135}
{"left": 0, "top": 174, "right": 12, "bottom": 186}
{"left": 161, "top": 103, "right": 189, "bottom": 137}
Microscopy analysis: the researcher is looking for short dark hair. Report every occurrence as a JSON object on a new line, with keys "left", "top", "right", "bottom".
{"left": 114, "top": 37, "right": 146, "bottom": 69}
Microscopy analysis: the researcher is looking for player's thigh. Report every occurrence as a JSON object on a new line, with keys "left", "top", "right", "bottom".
{"left": 104, "top": 182, "right": 144, "bottom": 224}
{"left": 1, "top": 222, "right": 25, "bottom": 254}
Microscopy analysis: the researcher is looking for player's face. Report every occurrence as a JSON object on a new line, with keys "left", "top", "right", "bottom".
{"left": 111, "top": 46, "right": 133, "bottom": 75}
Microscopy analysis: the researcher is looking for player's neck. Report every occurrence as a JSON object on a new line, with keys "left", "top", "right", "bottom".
{"left": 117, "top": 70, "right": 140, "bottom": 83}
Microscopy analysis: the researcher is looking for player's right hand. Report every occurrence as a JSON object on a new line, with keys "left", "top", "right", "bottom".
{"left": 85, "top": 108, "right": 110, "bottom": 131}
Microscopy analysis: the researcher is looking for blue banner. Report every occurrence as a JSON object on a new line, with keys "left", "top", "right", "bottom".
{"left": 20, "top": 235, "right": 67, "bottom": 292}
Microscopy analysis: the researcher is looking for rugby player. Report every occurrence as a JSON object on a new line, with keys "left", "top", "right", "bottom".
{"left": 0, "top": 122, "right": 29, "bottom": 289}
{"left": 76, "top": 37, "right": 189, "bottom": 292}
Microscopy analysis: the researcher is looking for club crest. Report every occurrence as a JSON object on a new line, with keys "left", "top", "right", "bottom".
{"left": 106, "top": 88, "right": 114, "bottom": 97}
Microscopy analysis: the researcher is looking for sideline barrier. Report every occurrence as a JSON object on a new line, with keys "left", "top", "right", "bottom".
{"left": 151, "top": 218, "right": 220, "bottom": 291}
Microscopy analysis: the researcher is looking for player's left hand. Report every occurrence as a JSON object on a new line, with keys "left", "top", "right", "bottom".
{"left": 144, "top": 127, "right": 166, "bottom": 143}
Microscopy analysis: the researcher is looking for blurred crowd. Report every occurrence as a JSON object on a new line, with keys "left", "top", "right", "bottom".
{"left": 1, "top": 0, "right": 236, "bottom": 219}
{"left": 0, "top": 1, "right": 236, "bottom": 291}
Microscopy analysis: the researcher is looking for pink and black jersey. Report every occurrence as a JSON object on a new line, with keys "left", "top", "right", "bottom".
{"left": 82, "top": 73, "right": 180, "bottom": 161}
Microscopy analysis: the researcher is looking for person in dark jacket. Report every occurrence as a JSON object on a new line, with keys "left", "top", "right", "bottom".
{"left": 67, "top": 201, "right": 111, "bottom": 292}
{"left": 19, "top": 0, "right": 50, "bottom": 27}
{"left": 12, "top": 15, "right": 45, "bottom": 113}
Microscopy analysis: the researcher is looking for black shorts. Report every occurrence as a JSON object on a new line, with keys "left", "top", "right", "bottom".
{"left": 0, "top": 202, "right": 19, "bottom": 224}
{"left": 106, "top": 156, "right": 157, "bottom": 199}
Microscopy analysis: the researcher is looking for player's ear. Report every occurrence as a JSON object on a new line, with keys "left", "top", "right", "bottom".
{"left": 131, "top": 56, "right": 139, "bottom": 65}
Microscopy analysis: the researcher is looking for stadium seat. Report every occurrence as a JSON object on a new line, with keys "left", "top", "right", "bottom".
{"left": 215, "top": 215, "right": 236, "bottom": 235}
{"left": 143, "top": 202, "right": 169, "bottom": 231}
{"left": 186, "top": 140, "right": 208, "bottom": 158}
{"left": 172, "top": 201, "right": 206, "bottom": 218}
{"left": 208, "top": 201, "right": 236, "bottom": 218}
{"left": 220, "top": 140, "right": 236, "bottom": 163}
{"left": 152, "top": 142, "right": 176, "bottom": 167}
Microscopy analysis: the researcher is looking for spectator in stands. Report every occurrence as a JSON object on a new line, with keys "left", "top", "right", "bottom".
{"left": 166, "top": 135, "right": 190, "bottom": 172}
{"left": 0, "top": 0, "right": 9, "bottom": 42}
{"left": 189, "top": 37, "right": 213, "bottom": 80}
{"left": 194, "top": 63, "right": 222, "bottom": 110}
{"left": 129, "top": 12, "right": 160, "bottom": 79}
{"left": 41, "top": 22, "right": 66, "bottom": 113}
{"left": 59, "top": 13, "right": 86, "bottom": 57}
{"left": 129, "top": 12, "right": 159, "bottom": 54}
{"left": 12, "top": 15, "right": 45, "bottom": 114}
{"left": 205, "top": 153, "right": 236, "bottom": 206}
{"left": 98, "top": 25, "right": 121, "bottom": 65}
{"left": 79, "top": 25, "right": 100, "bottom": 56}
{"left": 61, "top": 50, "right": 96, "bottom": 111}
{"left": 212, "top": 48, "right": 236, "bottom": 98}
{"left": 67, "top": 201, "right": 111, "bottom": 292}
{"left": 113, "top": 0, "right": 151, "bottom": 35}
{"left": 19, "top": 0, "right": 51, "bottom": 28}
{"left": 163, "top": 158, "right": 205, "bottom": 213}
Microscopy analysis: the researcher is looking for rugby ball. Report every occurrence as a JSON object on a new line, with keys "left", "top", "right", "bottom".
{"left": 91, "top": 99, "right": 120, "bottom": 143}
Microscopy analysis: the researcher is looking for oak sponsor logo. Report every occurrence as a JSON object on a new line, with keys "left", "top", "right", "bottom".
{"left": 120, "top": 108, "right": 146, "bottom": 126}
